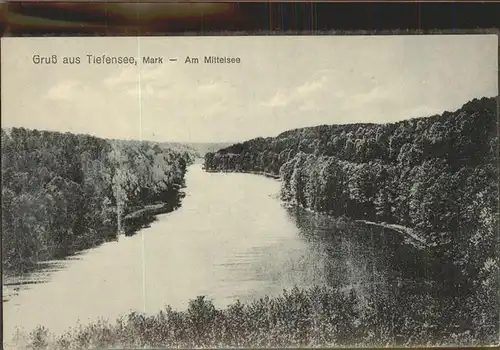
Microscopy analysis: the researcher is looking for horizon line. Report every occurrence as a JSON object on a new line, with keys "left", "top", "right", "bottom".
{"left": 1, "top": 94, "right": 497, "bottom": 144}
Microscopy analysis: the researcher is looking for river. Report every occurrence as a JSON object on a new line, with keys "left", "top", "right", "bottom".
{"left": 2, "top": 163, "right": 438, "bottom": 346}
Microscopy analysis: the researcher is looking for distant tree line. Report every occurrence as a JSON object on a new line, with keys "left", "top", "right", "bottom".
{"left": 205, "top": 96, "right": 499, "bottom": 332}
{"left": 1, "top": 128, "right": 194, "bottom": 275}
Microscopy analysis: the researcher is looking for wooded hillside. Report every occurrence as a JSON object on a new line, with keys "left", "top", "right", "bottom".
{"left": 1, "top": 128, "right": 194, "bottom": 275}
{"left": 205, "top": 96, "right": 498, "bottom": 310}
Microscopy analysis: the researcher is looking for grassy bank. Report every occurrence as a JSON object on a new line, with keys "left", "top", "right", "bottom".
{"left": 11, "top": 285, "right": 491, "bottom": 349}
{"left": 122, "top": 192, "right": 184, "bottom": 236}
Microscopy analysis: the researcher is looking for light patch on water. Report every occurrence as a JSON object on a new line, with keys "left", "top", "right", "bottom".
{"left": 2, "top": 164, "right": 330, "bottom": 345}
{"left": 3, "top": 164, "right": 416, "bottom": 348}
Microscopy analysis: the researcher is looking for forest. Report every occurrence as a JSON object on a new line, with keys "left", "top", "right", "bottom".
{"left": 1, "top": 128, "right": 194, "bottom": 275}
{"left": 205, "top": 96, "right": 499, "bottom": 338}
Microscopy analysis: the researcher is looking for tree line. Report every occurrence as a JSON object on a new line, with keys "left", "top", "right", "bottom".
{"left": 205, "top": 96, "right": 499, "bottom": 336}
{"left": 204, "top": 96, "right": 497, "bottom": 270}
{"left": 1, "top": 128, "right": 194, "bottom": 275}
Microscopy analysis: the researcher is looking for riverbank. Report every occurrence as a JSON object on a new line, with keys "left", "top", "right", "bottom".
{"left": 281, "top": 202, "right": 430, "bottom": 250}
{"left": 208, "top": 170, "right": 429, "bottom": 251}
{"left": 6, "top": 164, "right": 491, "bottom": 349}
{"left": 203, "top": 169, "right": 432, "bottom": 250}
{"left": 2, "top": 196, "right": 186, "bottom": 303}
{"left": 122, "top": 197, "right": 184, "bottom": 236}
{"left": 356, "top": 220, "right": 430, "bottom": 249}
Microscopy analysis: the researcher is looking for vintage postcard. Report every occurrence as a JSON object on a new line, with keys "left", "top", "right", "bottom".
{"left": 1, "top": 35, "right": 499, "bottom": 349}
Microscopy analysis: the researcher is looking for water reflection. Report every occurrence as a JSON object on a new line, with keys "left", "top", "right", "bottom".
{"left": 3, "top": 260, "right": 77, "bottom": 302}
{"left": 2, "top": 164, "right": 452, "bottom": 345}
{"left": 285, "top": 207, "right": 441, "bottom": 300}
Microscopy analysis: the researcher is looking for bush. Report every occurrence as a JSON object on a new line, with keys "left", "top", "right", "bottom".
{"left": 13, "top": 285, "right": 494, "bottom": 349}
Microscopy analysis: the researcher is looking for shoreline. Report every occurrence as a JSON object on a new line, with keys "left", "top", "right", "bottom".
{"left": 356, "top": 220, "right": 429, "bottom": 249}
{"left": 124, "top": 202, "right": 173, "bottom": 220}
{"left": 282, "top": 202, "right": 429, "bottom": 249}
{"left": 3, "top": 199, "right": 183, "bottom": 293}
{"left": 203, "top": 168, "right": 430, "bottom": 249}
{"left": 122, "top": 197, "right": 184, "bottom": 236}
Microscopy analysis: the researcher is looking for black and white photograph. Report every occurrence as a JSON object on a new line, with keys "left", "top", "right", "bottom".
{"left": 1, "top": 35, "right": 499, "bottom": 348}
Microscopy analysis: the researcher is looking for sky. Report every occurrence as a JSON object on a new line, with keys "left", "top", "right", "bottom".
{"left": 1, "top": 35, "right": 498, "bottom": 143}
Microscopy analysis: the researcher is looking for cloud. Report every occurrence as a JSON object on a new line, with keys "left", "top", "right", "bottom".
{"left": 46, "top": 81, "right": 87, "bottom": 101}
{"left": 296, "top": 76, "right": 327, "bottom": 96}
{"left": 347, "top": 86, "right": 391, "bottom": 105}
{"left": 103, "top": 66, "right": 167, "bottom": 96}
{"left": 103, "top": 68, "right": 136, "bottom": 89}
{"left": 102, "top": 66, "right": 226, "bottom": 97}
{"left": 299, "top": 101, "right": 318, "bottom": 111}
{"left": 261, "top": 75, "right": 328, "bottom": 109}
{"left": 103, "top": 67, "right": 143, "bottom": 96}
{"left": 102, "top": 66, "right": 237, "bottom": 120}
{"left": 258, "top": 67, "right": 407, "bottom": 126}
{"left": 161, "top": 80, "right": 235, "bottom": 119}
{"left": 261, "top": 90, "right": 289, "bottom": 107}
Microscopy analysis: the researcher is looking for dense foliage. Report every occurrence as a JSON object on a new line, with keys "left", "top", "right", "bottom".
{"left": 205, "top": 96, "right": 499, "bottom": 341}
{"left": 205, "top": 97, "right": 497, "bottom": 265}
{"left": 16, "top": 284, "right": 495, "bottom": 349}
{"left": 1, "top": 128, "right": 194, "bottom": 275}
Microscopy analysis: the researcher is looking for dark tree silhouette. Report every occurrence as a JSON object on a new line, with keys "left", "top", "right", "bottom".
{"left": 1, "top": 128, "right": 195, "bottom": 275}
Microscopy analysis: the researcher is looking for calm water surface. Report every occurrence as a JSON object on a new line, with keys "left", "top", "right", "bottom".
{"left": 2, "top": 163, "right": 434, "bottom": 345}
